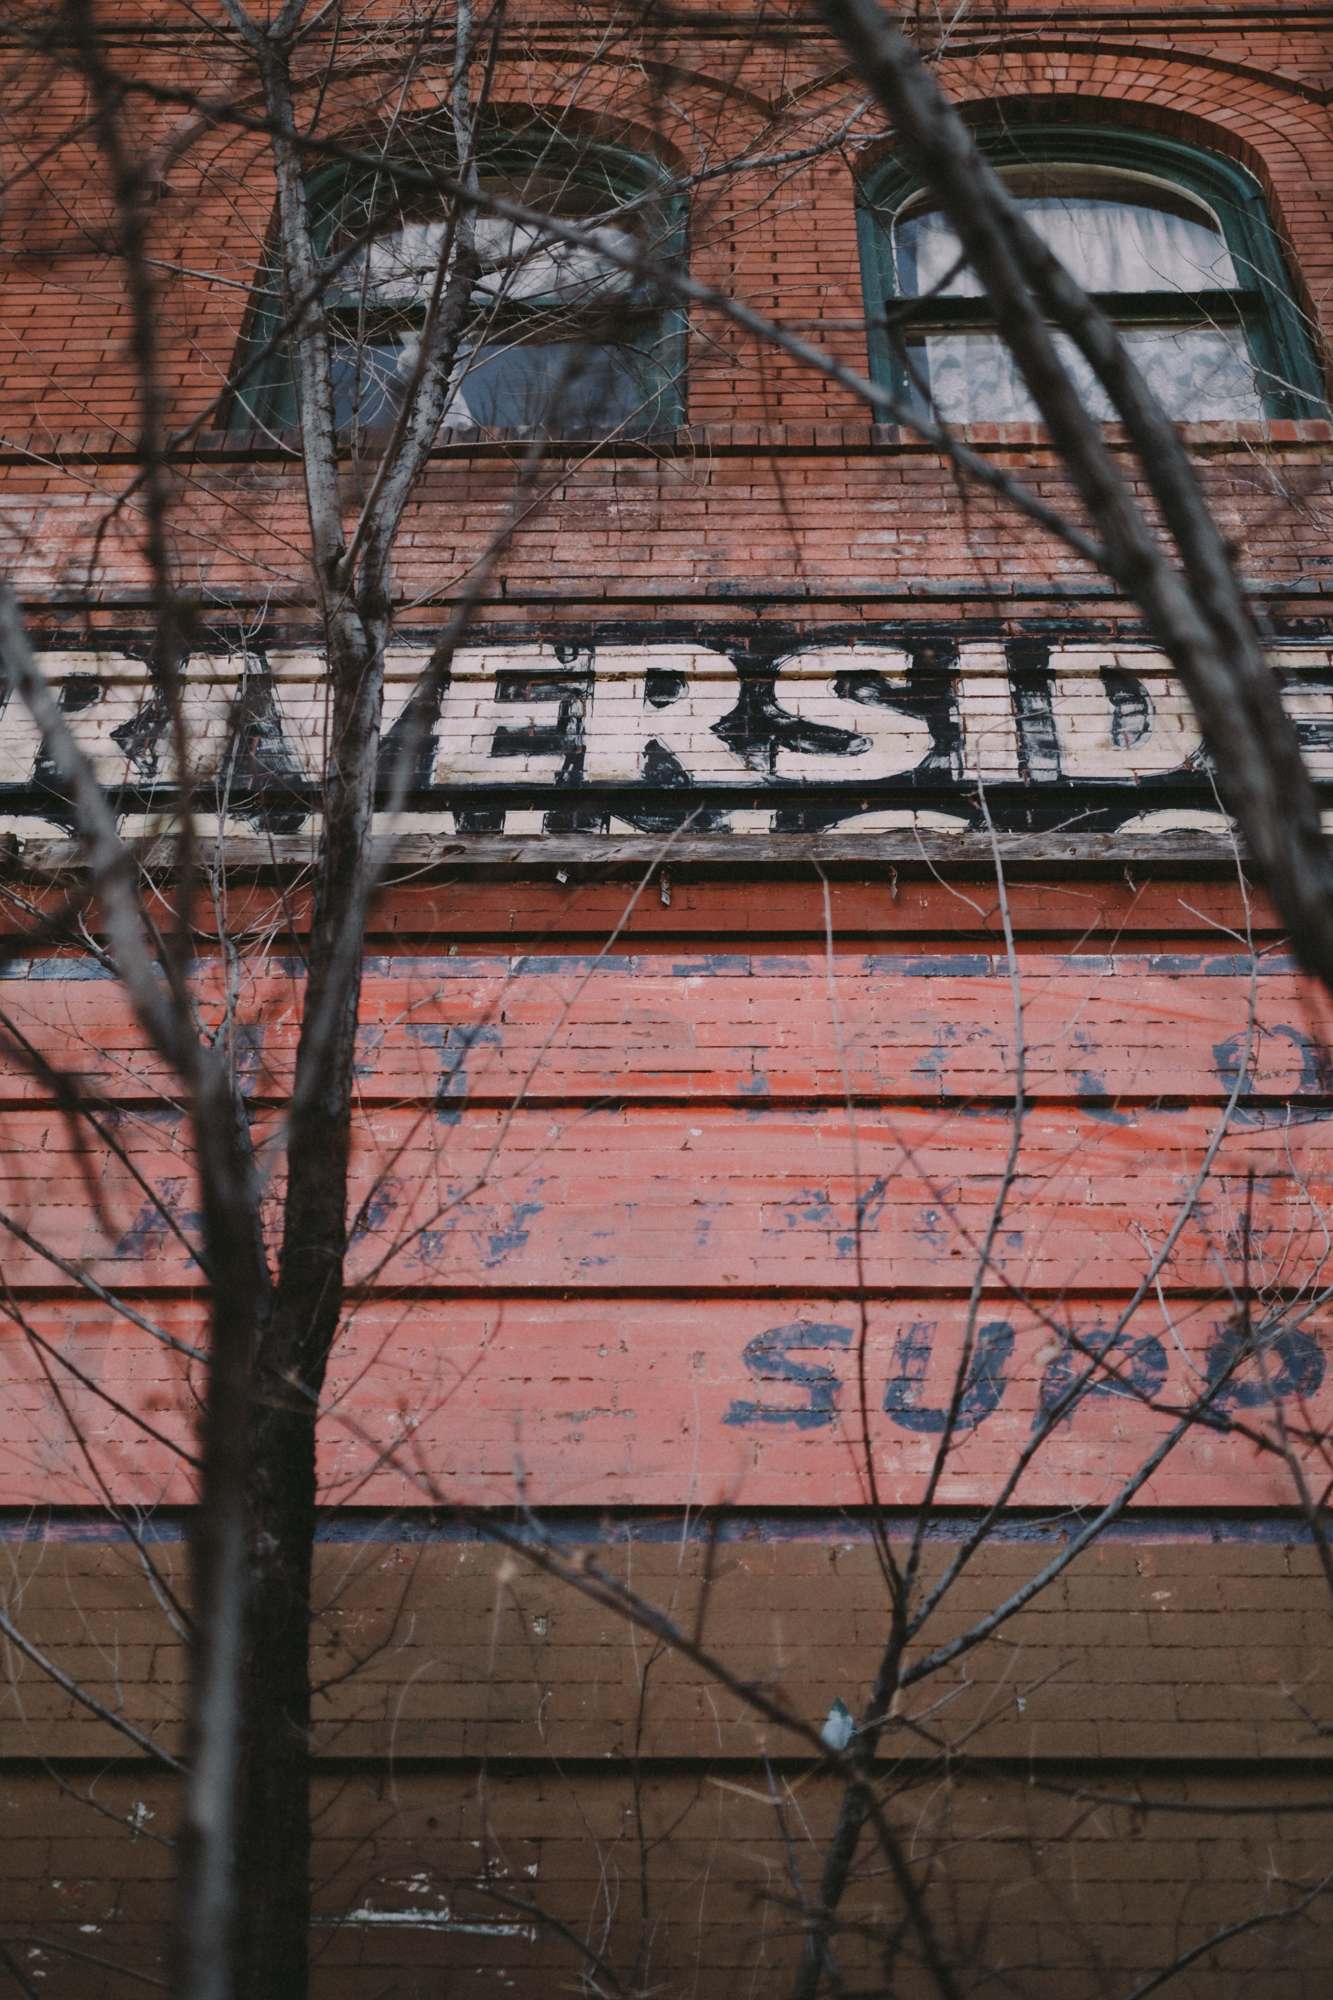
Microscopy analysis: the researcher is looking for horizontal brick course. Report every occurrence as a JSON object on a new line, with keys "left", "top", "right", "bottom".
{"left": 3, "top": 1760, "right": 1331, "bottom": 1997}
{"left": 4, "top": 1534, "right": 1331, "bottom": 1765}
{"left": 1, "top": 3, "right": 1332, "bottom": 1985}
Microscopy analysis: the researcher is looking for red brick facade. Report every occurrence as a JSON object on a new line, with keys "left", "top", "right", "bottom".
{"left": 1, "top": 4, "right": 1332, "bottom": 1993}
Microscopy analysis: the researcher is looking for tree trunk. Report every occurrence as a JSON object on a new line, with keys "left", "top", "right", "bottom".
{"left": 236, "top": 1395, "right": 320, "bottom": 2000}
{"left": 230, "top": 609, "right": 385, "bottom": 1995}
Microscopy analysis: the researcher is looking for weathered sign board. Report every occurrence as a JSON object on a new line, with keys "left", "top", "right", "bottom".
{"left": 4, "top": 625, "right": 1332, "bottom": 1512}
{"left": 1, "top": 940, "right": 1331, "bottom": 1510}
{"left": 4, "top": 1293, "right": 1326, "bottom": 1511}
{"left": 7, "top": 625, "right": 1333, "bottom": 837}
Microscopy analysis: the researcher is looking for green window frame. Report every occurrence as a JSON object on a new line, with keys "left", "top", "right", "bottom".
{"left": 855, "top": 127, "right": 1326, "bottom": 424}
{"left": 232, "top": 130, "right": 686, "bottom": 439}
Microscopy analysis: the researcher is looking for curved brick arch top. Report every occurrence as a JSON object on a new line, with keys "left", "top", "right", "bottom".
{"left": 238, "top": 39, "right": 780, "bottom": 181}
{"left": 816, "top": 41, "right": 1333, "bottom": 362}
{"left": 923, "top": 50, "right": 1333, "bottom": 325}
{"left": 935, "top": 34, "right": 1329, "bottom": 108}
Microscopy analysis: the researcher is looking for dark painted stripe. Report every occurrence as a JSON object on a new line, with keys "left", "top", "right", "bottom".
{"left": 0, "top": 1508, "right": 1322, "bottom": 1547}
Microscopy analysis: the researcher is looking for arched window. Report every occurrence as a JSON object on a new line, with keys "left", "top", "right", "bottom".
{"left": 235, "top": 133, "right": 684, "bottom": 438}
{"left": 856, "top": 129, "right": 1324, "bottom": 425}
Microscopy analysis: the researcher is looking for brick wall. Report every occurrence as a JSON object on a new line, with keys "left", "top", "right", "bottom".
{"left": 4, "top": 1527, "right": 1332, "bottom": 1994}
{"left": 3, "top": 865, "right": 1333, "bottom": 1990}
{"left": 1, "top": 5, "right": 1331, "bottom": 611}
{"left": 1, "top": 2, "right": 1332, "bottom": 1993}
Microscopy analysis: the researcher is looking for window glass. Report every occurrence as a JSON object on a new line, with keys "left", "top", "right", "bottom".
{"left": 917, "top": 325, "right": 1262, "bottom": 424}
{"left": 322, "top": 159, "right": 673, "bottom": 435}
{"left": 858, "top": 140, "right": 1325, "bottom": 426}
{"left": 328, "top": 327, "right": 668, "bottom": 433}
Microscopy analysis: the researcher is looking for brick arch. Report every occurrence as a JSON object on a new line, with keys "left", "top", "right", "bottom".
{"left": 353, "top": 96, "right": 697, "bottom": 181}
{"left": 838, "top": 48, "right": 1333, "bottom": 355}
{"left": 272, "top": 56, "right": 773, "bottom": 181}
{"left": 935, "top": 34, "right": 1327, "bottom": 107}
{"left": 472, "top": 63, "right": 775, "bottom": 165}
{"left": 831, "top": 46, "right": 1332, "bottom": 183}
{"left": 470, "top": 99, "right": 696, "bottom": 177}
{"left": 931, "top": 49, "right": 1333, "bottom": 191}
{"left": 946, "top": 93, "right": 1300, "bottom": 204}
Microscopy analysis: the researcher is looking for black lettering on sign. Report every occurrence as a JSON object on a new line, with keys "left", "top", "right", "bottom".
{"left": 719, "top": 1318, "right": 1328, "bottom": 1439}
{"left": 724, "top": 1321, "right": 854, "bottom": 1429}
{"left": 1101, "top": 666, "right": 1153, "bottom": 750}
{"left": 1281, "top": 664, "right": 1333, "bottom": 760}
{"left": 1204, "top": 1319, "right": 1326, "bottom": 1413}
{"left": 712, "top": 673, "right": 864, "bottom": 776}
{"left": 214, "top": 657, "right": 310, "bottom": 834}
{"left": 1034, "top": 1329, "right": 1168, "bottom": 1430}
{"left": 712, "top": 644, "right": 961, "bottom": 784}
{"left": 881, "top": 1319, "right": 1015, "bottom": 1434}
{"left": 1008, "top": 642, "right": 1061, "bottom": 785}
{"left": 489, "top": 668, "right": 589, "bottom": 783}
{"left": 380, "top": 674, "right": 447, "bottom": 788}
{"left": 11, "top": 633, "right": 1333, "bottom": 845}
{"left": 833, "top": 659, "right": 962, "bottom": 777}
{"left": 33, "top": 674, "right": 104, "bottom": 827}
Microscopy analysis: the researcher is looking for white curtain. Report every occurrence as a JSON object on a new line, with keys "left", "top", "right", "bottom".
{"left": 344, "top": 216, "right": 639, "bottom": 309}
{"left": 895, "top": 194, "right": 1239, "bottom": 299}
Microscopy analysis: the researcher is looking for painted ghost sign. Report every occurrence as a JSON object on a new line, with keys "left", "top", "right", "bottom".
{"left": 0, "top": 938, "right": 1330, "bottom": 1510}
{"left": 6, "top": 627, "right": 1333, "bottom": 837}
{"left": 4, "top": 1293, "right": 1327, "bottom": 1509}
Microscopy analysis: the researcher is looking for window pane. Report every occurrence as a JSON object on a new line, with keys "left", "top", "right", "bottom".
{"left": 321, "top": 159, "right": 671, "bottom": 433}
{"left": 338, "top": 215, "right": 645, "bottom": 313}
{"left": 895, "top": 169, "right": 1239, "bottom": 298}
{"left": 330, "top": 333, "right": 418, "bottom": 429}
{"left": 340, "top": 219, "right": 452, "bottom": 304}
{"left": 907, "top": 323, "right": 1264, "bottom": 423}
{"left": 330, "top": 329, "right": 671, "bottom": 434}
{"left": 446, "top": 334, "right": 669, "bottom": 433}
{"left": 474, "top": 221, "right": 643, "bottom": 309}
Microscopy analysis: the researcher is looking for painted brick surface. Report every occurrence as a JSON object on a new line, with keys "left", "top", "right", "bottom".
{"left": 0, "top": 946, "right": 1328, "bottom": 1105}
{"left": 2, "top": 1760, "right": 1330, "bottom": 1999}
{"left": 2, "top": 1, "right": 1333, "bottom": 1988}
{"left": 3, "top": 1293, "right": 1328, "bottom": 1512}
{"left": 5, "top": 1098, "right": 1333, "bottom": 1287}
{"left": 0, "top": 912, "right": 1331, "bottom": 1508}
{"left": 5, "top": 1533, "right": 1331, "bottom": 1767}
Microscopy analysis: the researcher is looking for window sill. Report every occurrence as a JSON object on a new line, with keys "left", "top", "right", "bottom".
{"left": 8, "top": 415, "right": 1330, "bottom": 467}
{"left": 869, "top": 417, "right": 1333, "bottom": 450}
{"left": 214, "top": 420, "right": 688, "bottom": 457}
{"left": 216, "top": 414, "right": 1333, "bottom": 457}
